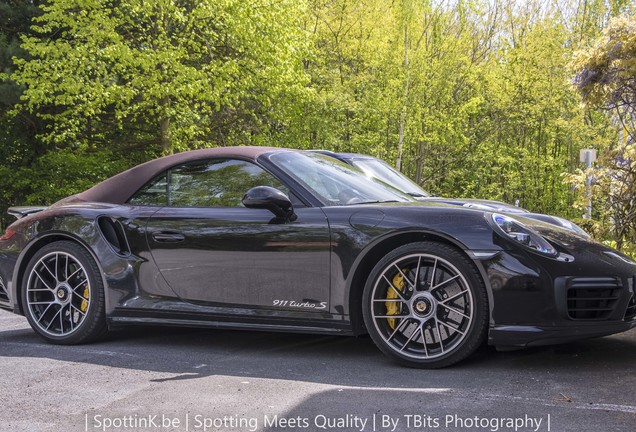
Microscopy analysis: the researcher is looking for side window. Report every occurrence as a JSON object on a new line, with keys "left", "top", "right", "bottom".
{"left": 128, "top": 174, "right": 168, "bottom": 206}
{"left": 129, "top": 159, "right": 290, "bottom": 208}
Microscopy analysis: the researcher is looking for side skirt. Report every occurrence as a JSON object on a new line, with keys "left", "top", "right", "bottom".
{"left": 108, "top": 308, "right": 353, "bottom": 336}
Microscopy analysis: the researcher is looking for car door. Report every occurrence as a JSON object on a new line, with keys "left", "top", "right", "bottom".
{"left": 132, "top": 158, "right": 331, "bottom": 312}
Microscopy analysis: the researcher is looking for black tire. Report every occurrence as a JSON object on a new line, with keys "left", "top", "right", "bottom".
{"left": 362, "top": 241, "right": 488, "bottom": 368}
{"left": 21, "top": 241, "right": 107, "bottom": 344}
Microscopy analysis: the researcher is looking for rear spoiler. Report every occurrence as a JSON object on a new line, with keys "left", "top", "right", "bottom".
{"left": 8, "top": 206, "right": 48, "bottom": 219}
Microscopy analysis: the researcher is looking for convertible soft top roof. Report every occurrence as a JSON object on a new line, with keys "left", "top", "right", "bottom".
{"left": 70, "top": 146, "right": 281, "bottom": 205}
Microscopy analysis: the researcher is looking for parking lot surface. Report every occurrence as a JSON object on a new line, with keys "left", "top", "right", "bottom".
{"left": 1, "top": 309, "right": 635, "bottom": 432}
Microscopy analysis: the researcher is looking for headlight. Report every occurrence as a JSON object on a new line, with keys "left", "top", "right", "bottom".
{"left": 490, "top": 213, "right": 558, "bottom": 257}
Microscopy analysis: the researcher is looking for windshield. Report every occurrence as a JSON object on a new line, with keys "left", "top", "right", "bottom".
{"left": 269, "top": 152, "right": 415, "bottom": 206}
{"left": 349, "top": 158, "right": 431, "bottom": 197}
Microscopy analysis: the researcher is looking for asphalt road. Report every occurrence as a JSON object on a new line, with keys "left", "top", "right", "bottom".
{"left": 1, "top": 308, "right": 635, "bottom": 432}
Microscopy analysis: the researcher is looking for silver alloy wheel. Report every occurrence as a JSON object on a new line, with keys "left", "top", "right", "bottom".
{"left": 25, "top": 251, "right": 91, "bottom": 337}
{"left": 370, "top": 253, "right": 474, "bottom": 360}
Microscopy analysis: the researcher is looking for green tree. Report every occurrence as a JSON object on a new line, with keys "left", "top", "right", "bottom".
{"left": 12, "top": 0, "right": 308, "bottom": 154}
{"left": 301, "top": 0, "right": 393, "bottom": 152}
{"left": 390, "top": 0, "right": 494, "bottom": 189}
{"left": 0, "top": 0, "right": 43, "bottom": 228}
{"left": 1, "top": 0, "right": 630, "bottom": 234}
{"left": 568, "top": 13, "right": 636, "bottom": 251}
{"left": 565, "top": 146, "right": 636, "bottom": 252}
{"left": 574, "top": 13, "right": 636, "bottom": 143}
{"left": 457, "top": 15, "right": 609, "bottom": 215}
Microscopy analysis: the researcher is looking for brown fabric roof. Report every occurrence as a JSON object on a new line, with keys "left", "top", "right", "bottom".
{"left": 72, "top": 146, "right": 282, "bottom": 204}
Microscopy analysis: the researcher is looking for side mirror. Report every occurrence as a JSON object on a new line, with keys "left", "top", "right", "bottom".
{"left": 242, "top": 186, "right": 296, "bottom": 221}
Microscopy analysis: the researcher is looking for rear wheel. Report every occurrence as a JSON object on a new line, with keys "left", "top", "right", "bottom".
{"left": 22, "top": 241, "right": 107, "bottom": 344}
{"left": 362, "top": 242, "right": 488, "bottom": 368}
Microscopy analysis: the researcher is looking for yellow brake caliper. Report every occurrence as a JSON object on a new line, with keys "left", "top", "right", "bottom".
{"left": 386, "top": 270, "right": 407, "bottom": 329}
{"left": 80, "top": 284, "right": 89, "bottom": 312}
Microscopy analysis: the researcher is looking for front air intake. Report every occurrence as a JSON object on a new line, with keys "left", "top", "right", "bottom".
{"left": 566, "top": 277, "right": 621, "bottom": 320}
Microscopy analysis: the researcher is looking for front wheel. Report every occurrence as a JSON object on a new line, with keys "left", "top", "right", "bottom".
{"left": 21, "top": 241, "right": 107, "bottom": 344}
{"left": 362, "top": 242, "right": 488, "bottom": 368}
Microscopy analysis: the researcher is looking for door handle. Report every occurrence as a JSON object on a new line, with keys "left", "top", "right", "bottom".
{"left": 152, "top": 231, "right": 185, "bottom": 243}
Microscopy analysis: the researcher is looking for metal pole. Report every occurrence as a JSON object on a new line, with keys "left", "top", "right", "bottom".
{"left": 580, "top": 149, "right": 596, "bottom": 220}
{"left": 585, "top": 152, "right": 592, "bottom": 219}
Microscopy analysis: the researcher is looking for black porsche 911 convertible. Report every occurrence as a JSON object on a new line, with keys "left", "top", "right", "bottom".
{"left": 1, "top": 147, "right": 635, "bottom": 368}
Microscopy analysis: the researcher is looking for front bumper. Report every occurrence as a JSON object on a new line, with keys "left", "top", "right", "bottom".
{"left": 481, "top": 245, "right": 636, "bottom": 347}
{"left": 489, "top": 320, "right": 636, "bottom": 347}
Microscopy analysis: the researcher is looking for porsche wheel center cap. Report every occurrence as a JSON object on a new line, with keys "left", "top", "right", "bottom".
{"left": 56, "top": 284, "right": 70, "bottom": 303}
{"left": 413, "top": 296, "right": 434, "bottom": 318}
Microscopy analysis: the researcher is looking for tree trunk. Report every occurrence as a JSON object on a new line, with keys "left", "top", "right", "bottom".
{"left": 396, "top": 22, "right": 410, "bottom": 171}
{"left": 160, "top": 97, "right": 172, "bottom": 154}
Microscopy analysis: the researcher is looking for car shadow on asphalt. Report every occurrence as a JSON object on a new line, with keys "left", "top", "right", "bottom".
{"left": 1, "top": 316, "right": 636, "bottom": 390}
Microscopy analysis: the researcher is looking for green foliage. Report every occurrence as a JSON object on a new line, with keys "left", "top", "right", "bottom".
{"left": 1, "top": 0, "right": 634, "bottom": 241}
{"left": 564, "top": 142, "right": 636, "bottom": 252}
{"left": 25, "top": 149, "right": 150, "bottom": 204}
{"left": 447, "top": 16, "right": 613, "bottom": 216}
{"left": 567, "top": 13, "right": 636, "bottom": 251}
{"left": 0, "top": 0, "right": 43, "bottom": 229}
{"left": 12, "top": 0, "right": 309, "bottom": 153}
{"left": 301, "top": 0, "right": 619, "bottom": 218}
{"left": 574, "top": 13, "right": 636, "bottom": 143}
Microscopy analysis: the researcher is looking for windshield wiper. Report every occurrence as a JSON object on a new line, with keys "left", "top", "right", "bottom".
{"left": 354, "top": 200, "right": 401, "bottom": 204}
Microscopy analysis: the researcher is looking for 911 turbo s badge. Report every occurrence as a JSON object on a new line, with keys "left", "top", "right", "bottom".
{"left": 273, "top": 299, "right": 328, "bottom": 310}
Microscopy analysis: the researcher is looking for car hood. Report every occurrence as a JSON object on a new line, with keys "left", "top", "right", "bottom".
{"left": 352, "top": 202, "right": 616, "bottom": 264}
{"left": 418, "top": 197, "right": 589, "bottom": 236}
{"left": 419, "top": 197, "right": 527, "bottom": 213}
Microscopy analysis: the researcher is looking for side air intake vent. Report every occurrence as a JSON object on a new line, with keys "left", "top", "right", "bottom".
{"left": 625, "top": 295, "right": 636, "bottom": 321}
{"left": 0, "top": 276, "right": 9, "bottom": 303}
{"left": 97, "top": 216, "right": 131, "bottom": 256}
